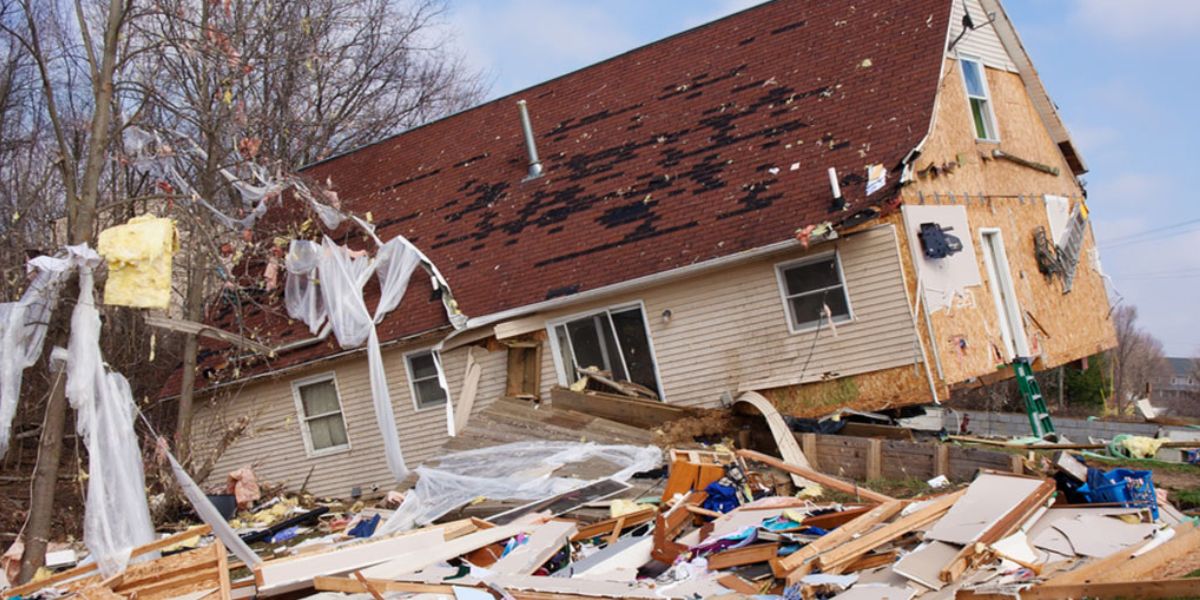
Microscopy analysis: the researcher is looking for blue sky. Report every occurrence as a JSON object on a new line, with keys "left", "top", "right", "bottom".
{"left": 445, "top": 0, "right": 1200, "bottom": 356}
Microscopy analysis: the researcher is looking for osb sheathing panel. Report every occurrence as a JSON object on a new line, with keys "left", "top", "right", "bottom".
{"left": 760, "top": 362, "right": 934, "bottom": 418}
{"left": 889, "top": 59, "right": 1115, "bottom": 386}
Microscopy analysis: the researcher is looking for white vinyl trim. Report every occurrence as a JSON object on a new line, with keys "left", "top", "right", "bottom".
{"left": 979, "top": 228, "right": 1030, "bottom": 360}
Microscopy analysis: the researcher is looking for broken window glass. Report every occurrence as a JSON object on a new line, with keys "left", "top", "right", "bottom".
{"left": 296, "top": 378, "right": 349, "bottom": 452}
{"left": 553, "top": 306, "right": 662, "bottom": 397}
{"left": 778, "top": 254, "right": 852, "bottom": 331}
{"left": 407, "top": 351, "right": 448, "bottom": 408}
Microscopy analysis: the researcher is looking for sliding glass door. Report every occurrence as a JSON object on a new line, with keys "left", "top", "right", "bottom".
{"left": 551, "top": 305, "right": 662, "bottom": 399}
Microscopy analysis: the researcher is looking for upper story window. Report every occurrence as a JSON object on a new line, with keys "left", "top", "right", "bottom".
{"left": 959, "top": 57, "right": 999, "bottom": 141}
{"left": 406, "top": 350, "right": 448, "bottom": 410}
{"left": 776, "top": 253, "right": 853, "bottom": 333}
{"left": 292, "top": 375, "right": 350, "bottom": 455}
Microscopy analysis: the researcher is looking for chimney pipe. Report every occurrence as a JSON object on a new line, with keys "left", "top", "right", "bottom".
{"left": 517, "top": 100, "right": 543, "bottom": 180}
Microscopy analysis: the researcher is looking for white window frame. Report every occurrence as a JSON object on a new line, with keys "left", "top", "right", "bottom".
{"left": 405, "top": 348, "right": 451, "bottom": 412}
{"left": 979, "top": 228, "right": 1030, "bottom": 360}
{"left": 774, "top": 251, "right": 855, "bottom": 334}
{"left": 290, "top": 372, "right": 351, "bottom": 458}
{"left": 958, "top": 55, "right": 1000, "bottom": 142}
{"left": 545, "top": 301, "right": 667, "bottom": 401}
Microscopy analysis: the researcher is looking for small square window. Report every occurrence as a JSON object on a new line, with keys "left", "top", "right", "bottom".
{"left": 959, "top": 57, "right": 998, "bottom": 141}
{"left": 407, "top": 351, "right": 448, "bottom": 409}
{"left": 293, "top": 377, "right": 350, "bottom": 454}
{"left": 776, "top": 254, "right": 852, "bottom": 332}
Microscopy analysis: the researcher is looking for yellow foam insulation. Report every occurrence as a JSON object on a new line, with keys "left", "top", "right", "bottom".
{"left": 96, "top": 214, "right": 178, "bottom": 309}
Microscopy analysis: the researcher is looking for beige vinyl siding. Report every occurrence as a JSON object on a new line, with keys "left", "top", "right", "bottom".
{"left": 535, "top": 225, "right": 921, "bottom": 408}
{"left": 192, "top": 225, "right": 917, "bottom": 495}
{"left": 190, "top": 342, "right": 507, "bottom": 498}
{"left": 949, "top": 0, "right": 1017, "bottom": 72}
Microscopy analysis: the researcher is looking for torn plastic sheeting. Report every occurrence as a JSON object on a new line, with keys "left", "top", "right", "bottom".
{"left": 96, "top": 214, "right": 179, "bottom": 310}
{"left": 285, "top": 237, "right": 424, "bottom": 481}
{"left": 64, "top": 250, "right": 156, "bottom": 577}
{"left": 166, "top": 452, "right": 262, "bottom": 568}
{"left": 0, "top": 253, "right": 73, "bottom": 457}
{"left": 377, "top": 441, "right": 662, "bottom": 535}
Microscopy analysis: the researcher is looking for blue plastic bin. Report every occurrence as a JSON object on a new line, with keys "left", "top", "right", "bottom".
{"left": 1082, "top": 468, "right": 1158, "bottom": 520}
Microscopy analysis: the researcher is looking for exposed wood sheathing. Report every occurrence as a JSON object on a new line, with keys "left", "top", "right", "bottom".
{"left": 760, "top": 362, "right": 933, "bottom": 417}
{"left": 894, "top": 58, "right": 1115, "bottom": 386}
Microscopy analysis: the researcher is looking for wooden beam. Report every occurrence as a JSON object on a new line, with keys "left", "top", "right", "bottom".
{"left": 948, "top": 435, "right": 1200, "bottom": 451}
{"left": 736, "top": 449, "right": 894, "bottom": 503}
{"left": 799, "top": 505, "right": 875, "bottom": 530}
{"left": 254, "top": 524, "right": 447, "bottom": 591}
{"left": 455, "top": 348, "right": 482, "bottom": 433}
{"left": 800, "top": 433, "right": 820, "bottom": 471}
{"left": 360, "top": 523, "right": 527, "bottom": 579}
{"left": 934, "top": 444, "right": 950, "bottom": 477}
{"left": 813, "top": 489, "right": 966, "bottom": 576}
{"left": 716, "top": 574, "right": 760, "bottom": 595}
{"left": 840, "top": 421, "right": 914, "bottom": 440}
{"left": 705, "top": 543, "right": 780, "bottom": 570}
{"left": 775, "top": 499, "right": 906, "bottom": 580}
{"left": 549, "top": 387, "right": 688, "bottom": 429}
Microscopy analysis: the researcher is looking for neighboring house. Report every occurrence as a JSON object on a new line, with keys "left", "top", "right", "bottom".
{"left": 171, "top": 0, "right": 1116, "bottom": 497}
{"left": 1152, "top": 357, "right": 1200, "bottom": 413}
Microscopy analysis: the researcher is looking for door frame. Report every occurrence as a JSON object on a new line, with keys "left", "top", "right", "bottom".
{"left": 979, "top": 228, "right": 1030, "bottom": 360}
{"left": 545, "top": 300, "right": 667, "bottom": 401}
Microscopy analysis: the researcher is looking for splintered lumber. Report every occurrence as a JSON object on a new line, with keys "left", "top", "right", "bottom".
{"left": 705, "top": 542, "right": 780, "bottom": 570}
{"left": 491, "top": 519, "right": 578, "bottom": 575}
{"left": 813, "top": 489, "right": 967, "bottom": 576}
{"left": 254, "top": 523, "right": 451, "bottom": 592}
{"left": 316, "top": 573, "right": 667, "bottom": 599}
{"left": 774, "top": 499, "right": 906, "bottom": 580}
{"left": 716, "top": 574, "right": 759, "bottom": 594}
{"left": 733, "top": 392, "right": 816, "bottom": 488}
{"left": 736, "top": 449, "right": 894, "bottom": 503}
{"left": 651, "top": 490, "right": 705, "bottom": 563}
{"left": 4, "top": 525, "right": 214, "bottom": 598}
{"left": 360, "top": 523, "right": 528, "bottom": 580}
{"left": 800, "top": 505, "right": 875, "bottom": 530}
{"left": 571, "top": 508, "right": 655, "bottom": 541}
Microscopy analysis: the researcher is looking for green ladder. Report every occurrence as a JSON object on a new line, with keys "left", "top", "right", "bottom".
{"left": 1014, "top": 359, "right": 1055, "bottom": 439}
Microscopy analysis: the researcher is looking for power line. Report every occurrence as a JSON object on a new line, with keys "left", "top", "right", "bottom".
{"left": 1101, "top": 225, "right": 1200, "bottom": 250}
{"left": 1098, "top": 217, "right": 1200, "bottom": 246}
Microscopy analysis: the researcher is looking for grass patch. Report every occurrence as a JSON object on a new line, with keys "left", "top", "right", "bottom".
{"left": 1171, "top": 486, "right": 1200, "bottom": 510}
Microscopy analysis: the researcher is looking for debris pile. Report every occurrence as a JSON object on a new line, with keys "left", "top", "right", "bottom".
{"left": 8, "top": 424, "right": 1197, "bottom": 599}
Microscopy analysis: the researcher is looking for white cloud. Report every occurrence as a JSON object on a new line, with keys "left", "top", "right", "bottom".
{"left": 1071, "top": 0, "right": 1200, "bottom": 42}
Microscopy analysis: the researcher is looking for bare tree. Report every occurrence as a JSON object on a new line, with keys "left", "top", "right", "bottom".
{"left": 1110, "top": 305, "right": 1167, "bottom": 415}
{"left": 2, "top": 0, "right": 483, "bottom": 580}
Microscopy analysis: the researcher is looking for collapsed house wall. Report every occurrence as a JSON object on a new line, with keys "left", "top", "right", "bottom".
{"left": 885, "top": 57, "right": 1115, "bottom": 387}
{"left": 190, "top": 225, "right": 922, "bottom": 495}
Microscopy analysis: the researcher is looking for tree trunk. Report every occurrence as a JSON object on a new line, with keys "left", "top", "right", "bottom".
{"left": 16, "top": 369, "right": 67, "bottom": 584}
{"left": 17, "top": 0, "right": 127, "bottom": 582}
{"left": 175, "top": 242, "right": 207, "bottom": 464}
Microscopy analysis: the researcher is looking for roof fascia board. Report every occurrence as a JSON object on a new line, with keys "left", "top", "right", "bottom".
{"left": 978, "top": 0, "right": 1088, "bottom": 175}
{"left": 900, "top": 0, "right": 960, "bottom": 184}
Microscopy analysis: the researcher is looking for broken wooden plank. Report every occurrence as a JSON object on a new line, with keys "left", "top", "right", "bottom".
{"left": 736, "top": 449, "right": 894, "bottom": 503}
{"left": 814, "top": 489, "right": 967, "bottom": 576}
{"left": 570, "top": 508, "right": 655, "bottom": 541}
{"left": 706, "top": 543, "right": 780, "bottom": 570}
{"left": 939, "top": 478, "right": 1056, "bottom": 583}
{"left": 360, "top": 523, "right": 527, "bottom": 580}
{"left": 491, "top": 520, "right": 578, "bottom": 575}
{"left": 454, "top": 347, "right": 482, "bottom": 433}
{"left": 254, "top": 524, "right": 447, "bottom": 592}
{"left": 4, "top": 525, "right": 214, "bottom": 597}
{"left": 774, "top": 499, "right": 906, "bottom": 580}
{"left": 716, "top": 574, "right": 759, "bottom": 595}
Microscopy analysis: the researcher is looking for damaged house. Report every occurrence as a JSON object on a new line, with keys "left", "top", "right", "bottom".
{"left": 169, "top": 0, "right": 1116, "bottom": 497}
